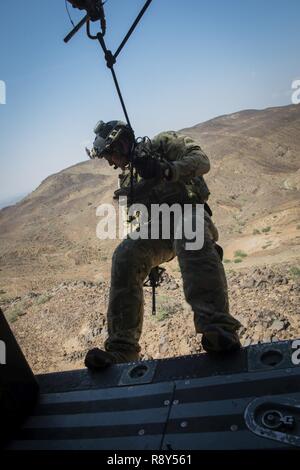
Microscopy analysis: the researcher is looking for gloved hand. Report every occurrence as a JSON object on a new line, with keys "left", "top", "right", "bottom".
{"left": 113, "top": 187, "right": 130, "bottom": 200}
{"left": 133, "top": 158, "right": 173, "bottom": 180}
{"left": 67, "top": 0, "right": 101, "bottom": 21}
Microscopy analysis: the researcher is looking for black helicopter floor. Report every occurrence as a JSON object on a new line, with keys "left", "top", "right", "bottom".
{"left": 6, "top": 340, "right": 300, "bottom": 450}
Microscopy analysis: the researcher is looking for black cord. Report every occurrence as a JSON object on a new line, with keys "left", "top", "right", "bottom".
{"left": 114, "top": 0, "right": 153, "bottom": 59}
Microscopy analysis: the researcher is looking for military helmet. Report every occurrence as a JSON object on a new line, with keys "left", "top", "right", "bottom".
{"left": 88, "top": 120, "right": 134, "bottom": 159}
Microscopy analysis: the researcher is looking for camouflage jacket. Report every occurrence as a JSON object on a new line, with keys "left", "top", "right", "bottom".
{"left": 116, "top": 131, "right": 210, "bottom": 207}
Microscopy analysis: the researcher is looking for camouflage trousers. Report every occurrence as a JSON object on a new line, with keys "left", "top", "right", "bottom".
{"left": 104, "top": 209, "right": 241, "bottom": 354}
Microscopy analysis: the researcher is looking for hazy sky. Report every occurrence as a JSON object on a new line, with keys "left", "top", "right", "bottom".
{"left": 0, "top": 0, "right": 299, "bottom": 201}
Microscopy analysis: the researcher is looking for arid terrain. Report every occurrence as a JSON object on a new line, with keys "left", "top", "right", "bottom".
{"left": 0, "top": 104, "right": 299, "bottom": 374}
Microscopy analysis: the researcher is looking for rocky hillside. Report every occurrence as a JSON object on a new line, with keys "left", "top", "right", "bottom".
{"left": 0, "top": 104, "right": 299, "bottom": 373}
{"left": 0, "top": 159, "right": 120, "bottom": 294}
{"left": 1, "top": 265, "right": 299, "bottom": 374}
{"left": 182, "top": 104, "right": 300, "bottom": 265}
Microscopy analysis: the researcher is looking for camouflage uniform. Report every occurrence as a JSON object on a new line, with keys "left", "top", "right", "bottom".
{"left": 105, "top": 132, "right": 241, "bottom": 355}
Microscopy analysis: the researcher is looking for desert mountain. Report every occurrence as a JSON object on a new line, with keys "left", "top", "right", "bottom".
{"left": 0, "top": 104, "right": 299, "bottom": 373}
{"left": 1, "top": 104, "right": 299, "bottom": 294}
{"left": 182, "top": 104, "right": 300, "bottom": 264}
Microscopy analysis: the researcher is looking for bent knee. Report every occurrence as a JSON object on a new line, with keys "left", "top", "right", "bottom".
{"left": 112, "top": 239, "right": 152, "bottom": 279}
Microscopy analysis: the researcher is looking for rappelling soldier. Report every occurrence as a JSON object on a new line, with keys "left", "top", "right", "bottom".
{"left": 84, "top": 120, "right": 242, "bottom": 369}
{"left": 65, "top": 0, "right": 241, "bottom": 368}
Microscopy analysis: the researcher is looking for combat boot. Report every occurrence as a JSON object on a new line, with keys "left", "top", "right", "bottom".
{"left": 201, "top": 325, "right": 241, "bottom": 354}
{"left": 84, "top": 348, "right": 140, "bottom": 370}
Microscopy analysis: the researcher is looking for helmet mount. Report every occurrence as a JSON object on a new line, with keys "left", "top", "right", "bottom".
{"left": 87, "top": 120, "right": 134, "bottom": 160}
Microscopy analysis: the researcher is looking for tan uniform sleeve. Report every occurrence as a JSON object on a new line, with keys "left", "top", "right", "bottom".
{"left": 151, "top": 132, "right": 210, "bottom": 182}
{"left": 170, "top": 149, "right": 210, "bottom": 182}
{"left": 169, "top": 135, "right": 210, "bottom": 182}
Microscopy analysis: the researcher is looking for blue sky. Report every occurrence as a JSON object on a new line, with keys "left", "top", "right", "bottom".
{"left": 0, "top": 0, "right": 299, "bottom": 201}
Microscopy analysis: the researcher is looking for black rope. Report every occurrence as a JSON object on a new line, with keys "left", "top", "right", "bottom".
{"left": 64, "top": 0, "right": 158, "bottom": 311}
{"left": 95, "top": 33, "right": 132, "bottom": 129}
{"left": 65, "top": 0, "right": 153, "bottom": 128}
{"left": 114, "top": 0, "right": 153, "bottom": 59}
{"left": 111, "top": 69, "right": 132, "bottom": 128}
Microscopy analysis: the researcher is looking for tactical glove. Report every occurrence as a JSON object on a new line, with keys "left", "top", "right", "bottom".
{"left": 133, "top": 158, "right": 173, "bottom": 180}
{"left": 113, "top": 187, "right": 130, "bottom": 200}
